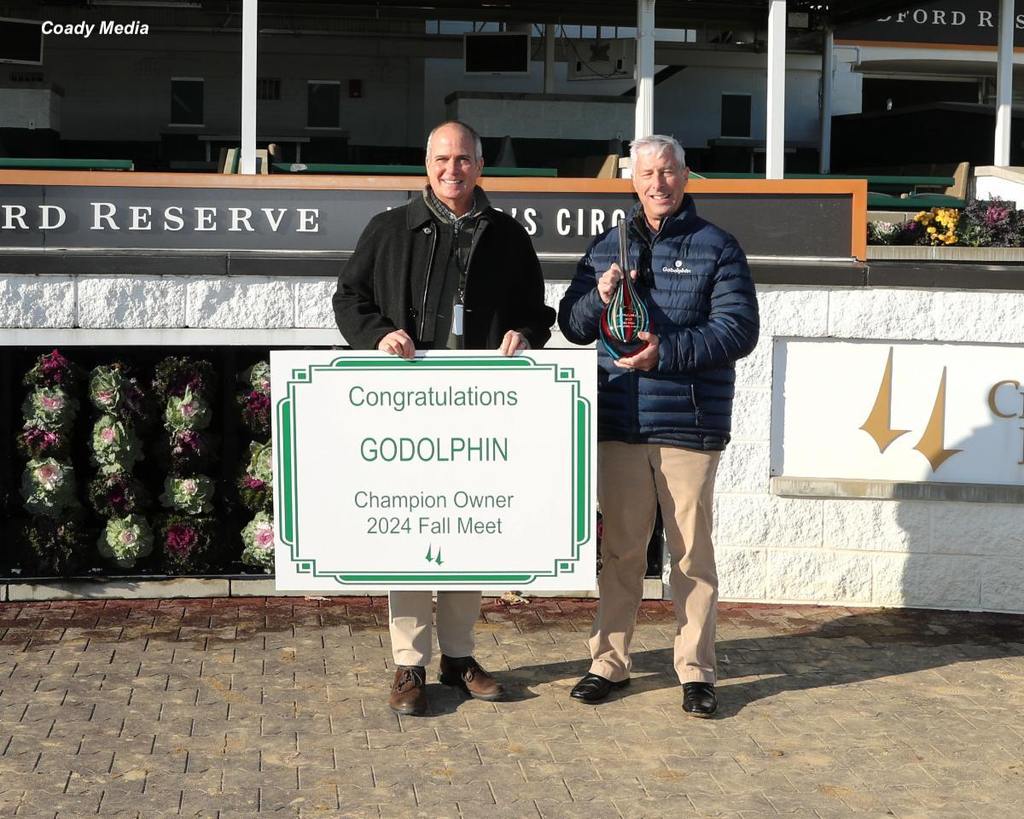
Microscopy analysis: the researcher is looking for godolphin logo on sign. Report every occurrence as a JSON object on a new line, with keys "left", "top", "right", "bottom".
{"left": 859, "top": 347, "right": 962, "bottom": 472}
{"left": 859, "top": 346, "right": 1024, "bottom": 474}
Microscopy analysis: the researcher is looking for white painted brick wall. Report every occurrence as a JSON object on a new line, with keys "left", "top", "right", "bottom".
{"left": 827, "top": 288, "right": 939, "bottom": 340}
{"left": 980, "top": 558, "right": 1024, "bottom": 611}
{"left": 765, "top": 548, "right": 874, "bottom": 604}
{"left": 715, "top": 548, "right": 767, "bottom": 600}
{"left": 77, "top": 276, "right": 187, "bottom": 328}
{"left": 822, "top": 499, "right": 930, "bottom": 553}
{"left": 0, "top": 276, "right": 76, "bottom": 327}
{"left": 930, "top": 502, "right": 1024, "bottom": 556}
{"left": 185, "top": 278, "right": 295, "bottom": 328}
{"left": 0, "top": 276, "right": 1019, "bottom": 613}
{"left": 934, "top": 291, "right": 1024, "bottom": 345}
{"left": 715, "top": 494, "right": 823, "bottom": 550}
{"left": 734, "top": 342, "right": 771, "bottom": 389}
{"left": 730, "top": 388, "right": 771, "bottom": 441}
{"left": 295, "top": 279, "right": 337, "bottom": 330}
{"left": 759, "top": 287, "right": 830, "bottom": 337}
{"left": 716, "top": 442, "right": 770, "bottom": 493}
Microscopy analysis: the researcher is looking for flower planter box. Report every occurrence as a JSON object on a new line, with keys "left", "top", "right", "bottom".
{"left": 867, "top": 246, "right": 1024, "bottom": 263}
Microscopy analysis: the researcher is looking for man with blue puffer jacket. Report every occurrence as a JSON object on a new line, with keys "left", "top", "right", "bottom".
{"left": 558, "top": 135, "right": 759, "bottom": 717}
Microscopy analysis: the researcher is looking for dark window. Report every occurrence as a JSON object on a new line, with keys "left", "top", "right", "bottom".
{"left": 721, "top": 94, "right": 751, "bottom": 138}
{"left": 307, "top": 81, "right": 340, "bottom": 128}
{"left": 170, "top": 78, "right": 203, "bottom": 126}
{"left": 257, "top": 77, "right": 280, "bottom": 101}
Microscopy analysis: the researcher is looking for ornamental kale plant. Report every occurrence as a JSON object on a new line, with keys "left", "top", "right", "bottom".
{"left": 238, "top": 441, "right": 273, "bottom": 512}
{"left": 160, "top": 475, "right": 215, "bottom": 516}
{"left": 956, "top": 198, "right": 1020, "bottom": 247}
{"left": 90, "top": 415, "right": 144, "bottom": 475}
{"left": 241, "top": 512, "right": 275, "bottom": 573}
{"left": 153, "top": 357, "right": 216, "bottom": 400}
{"left": 98, "top": 514, "right": 154, "bottom": 569}
{"left": 157, "top": 514, "right": 215, "bottom": 574}
{"left": 21, "top": 458, "right": 78, "bottom": 518}
{"left": 88, "top": 471, "right": 147, "bottom": 518}
{"left": 238, "top": 361, "right": 271, "bottom": 438}
{"left": 23, "top": 349, "right": 77, "bottom": 389}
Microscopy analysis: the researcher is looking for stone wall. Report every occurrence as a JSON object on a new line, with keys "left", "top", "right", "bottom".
{"left": 714, "top": 285, "right": 1024, "bottom": 614}
{"left": 3, "top": 273, "right": 1023, "bottom": 612}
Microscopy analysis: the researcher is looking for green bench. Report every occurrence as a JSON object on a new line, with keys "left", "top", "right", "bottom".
{"left": 690, "top": 171, "right": 966, "bottom": 210}
{"left": 866, "top": 192, "right": 966, "bottom": 210}
{"left": 0, "top": 158, "right": 134, "bottom": 171}
{"left": 272, "top": 162, "right": 557, "bottom": 177}
{"left": 693, "top": 171, "right": 953, "bottom": 186}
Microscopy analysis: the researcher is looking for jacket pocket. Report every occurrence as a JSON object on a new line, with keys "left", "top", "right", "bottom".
{"left": 690, "top": 384, "right": 703, "bottom": 426}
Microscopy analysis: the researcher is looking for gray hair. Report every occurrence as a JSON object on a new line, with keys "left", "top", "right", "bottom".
{"left": 426, "top": 120, "right": 484, "bottom": 163}
{"left": 630, "top": 135, "right": 686, "bottom": 168}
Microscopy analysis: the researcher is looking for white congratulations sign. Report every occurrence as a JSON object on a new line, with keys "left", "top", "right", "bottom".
{"left": 772, "top": 339, "right": 1024, "bottom": 485}
{"left": 271, "top": 349, "right": 597, "bottom": 591}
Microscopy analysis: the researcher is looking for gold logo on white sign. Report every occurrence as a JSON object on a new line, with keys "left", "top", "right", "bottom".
{"left": 859, "top": 347, "right": 963, "bottom": 472}
{"left": 987, "top": 380, "right": 1024, "bottom": 465}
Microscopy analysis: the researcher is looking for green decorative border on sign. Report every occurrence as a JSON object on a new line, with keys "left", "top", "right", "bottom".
{"left": 275, "top": 355, "right": 592, "bottom": 585}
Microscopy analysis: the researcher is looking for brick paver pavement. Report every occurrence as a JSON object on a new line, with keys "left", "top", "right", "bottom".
{"left": 0, "top": 597, "right": 1023, "bottom": 817}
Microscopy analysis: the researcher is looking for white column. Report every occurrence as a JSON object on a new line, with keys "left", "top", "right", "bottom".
{"left": 819, "top": 29, "right": 833, "bottom": 174}
{"left": 995, "top": 0, "right": 1014, "bottom": 166}
{"left": 240, "top": 0, "right": 258, "bottom": 174}
{"left": 544, "top": 24, "right": 556, "bottom": 94}
{"left": 766, "top": 0, "right": 787, "bottom": 179}
{"left": 635, "top": 0, "right": 656, "bottom": 140}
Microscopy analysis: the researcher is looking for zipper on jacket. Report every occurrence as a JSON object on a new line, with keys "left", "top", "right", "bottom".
{"left": 418, "top": 225, "right": 439, "bottom": 342}
{"left": 460, "top": 219, "right": 488, "bottom": 320}
{"left": 628, "top": 368, "right": 640, "bottom": 438}
{"left": 690, "top": 383, "right": 703, "bottom": 427}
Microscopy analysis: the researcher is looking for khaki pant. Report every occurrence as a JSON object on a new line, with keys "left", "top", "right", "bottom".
{"left": 590, "top": 442, "right": 720, "bottom": 684}
{"left": 388, "top": 591, "right": 481, "bottom": 667}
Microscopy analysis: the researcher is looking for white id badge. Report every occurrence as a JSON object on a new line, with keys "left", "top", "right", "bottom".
{"left": 452, "top": 303, "right": 464, "bottom": 335}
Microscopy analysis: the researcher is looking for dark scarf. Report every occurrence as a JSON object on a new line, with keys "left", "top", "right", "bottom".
{"left": 422, "top": 185, "right": 489, "bottom": 226}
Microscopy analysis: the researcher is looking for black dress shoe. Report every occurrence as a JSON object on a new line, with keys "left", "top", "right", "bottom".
{"left": 570, "top": 673, "right": 629, "bottom": 703}
{"left": 682, "top": 682, "right": 717, "bottom": 718}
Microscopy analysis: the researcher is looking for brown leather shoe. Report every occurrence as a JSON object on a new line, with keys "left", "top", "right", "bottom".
{"left": 388, "top": 666, "right": 427, "bottom": 716}
{"left": 439, "top": 655, "right": 505, "bottom": 701}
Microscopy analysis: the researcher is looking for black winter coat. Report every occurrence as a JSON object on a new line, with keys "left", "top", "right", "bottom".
{"left": 333, "top": 194, "right": 555, "bottom": 350}
{"left": 558, "top": 196, "right": 759, "bottom": 451}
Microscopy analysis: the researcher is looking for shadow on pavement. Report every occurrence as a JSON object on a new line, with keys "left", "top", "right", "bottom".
{"left": 506, "top": 607, "right": 1024, "bottom": 718}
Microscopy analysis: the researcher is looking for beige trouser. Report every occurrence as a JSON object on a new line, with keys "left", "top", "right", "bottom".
{"left": 590, "top": 442, "right": 721, "bottom": 685}
{"left": 388, "top": 591, "right": 481, "bottom": 667}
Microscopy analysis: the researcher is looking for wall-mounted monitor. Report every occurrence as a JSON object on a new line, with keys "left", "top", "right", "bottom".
{"left": 464, "top": 33, "right": 530, "bottom": 75}
{"left": 0, "top": 18, "right": 43, "bottom": 65}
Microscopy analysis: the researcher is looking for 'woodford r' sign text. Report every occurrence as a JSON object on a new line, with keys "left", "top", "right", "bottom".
{"left": 837, "top": 0, "right": 1024, "bottom": 48}
{"left": 0, "top": 184, "right": 856, "bottom": 259}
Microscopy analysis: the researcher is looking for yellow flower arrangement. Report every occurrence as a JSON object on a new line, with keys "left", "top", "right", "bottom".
{"left": 913, "top": 207, "right": 959, "bottom": 246}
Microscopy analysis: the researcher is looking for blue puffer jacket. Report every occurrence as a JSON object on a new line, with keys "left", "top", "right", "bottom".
{"left": 558, "top": 195, "right": 759, "bottom": 450}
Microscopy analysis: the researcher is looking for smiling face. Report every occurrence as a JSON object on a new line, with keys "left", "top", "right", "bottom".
{"left": 426, "top": 123, "right": 483, "bottom": 216}
{"left": 631, "top": 147, "right": 689, "bottom": 231}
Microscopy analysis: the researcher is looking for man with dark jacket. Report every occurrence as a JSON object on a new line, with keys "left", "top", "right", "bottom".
{"left": 558, "top": 134, "right": 759, "bottom": 717}
{"left": 333, "top": 120, "right": 555, "bottom": 716}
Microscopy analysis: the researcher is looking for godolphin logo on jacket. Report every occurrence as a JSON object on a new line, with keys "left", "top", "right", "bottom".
{"left": 662, "top": 259, "right": 692, "bottom": 274}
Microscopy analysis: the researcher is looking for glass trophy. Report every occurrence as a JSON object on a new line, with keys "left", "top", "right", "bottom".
{"left": 599, "top": 220, "right": 650, "bottom": 359}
